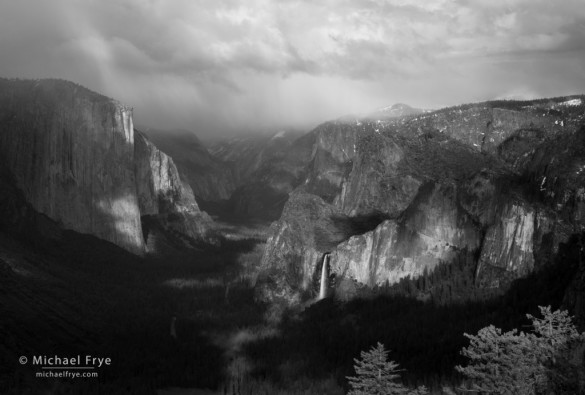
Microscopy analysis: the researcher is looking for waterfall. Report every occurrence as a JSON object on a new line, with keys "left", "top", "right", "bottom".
{"left": 318, "top": 253, "right": 329, "bottom": 300}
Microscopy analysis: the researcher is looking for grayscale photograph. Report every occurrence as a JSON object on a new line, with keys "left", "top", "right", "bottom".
{"left": 0, "top": 0, "right": 584, "bottom": 394}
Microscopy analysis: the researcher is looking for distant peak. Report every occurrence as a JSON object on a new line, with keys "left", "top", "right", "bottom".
{"left": 271, "top": 130, "right": 286, "bottom": 140}
{"left": 378, "top": 103, "right": 414, "bottom": 112}
{"left": 369, "top": 103, "right": 424, "bottom": 119}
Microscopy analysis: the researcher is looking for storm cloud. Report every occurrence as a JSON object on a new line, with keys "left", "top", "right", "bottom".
{"left": 1, "top": 0, "right": 584, "bottom": 137}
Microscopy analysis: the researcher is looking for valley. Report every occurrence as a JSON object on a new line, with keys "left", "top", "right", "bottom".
{"left": 0, "top": 218, "right": 268, "bottom": 394}
{"left": 1, "top": 79, "right": 584, "bottom": 394}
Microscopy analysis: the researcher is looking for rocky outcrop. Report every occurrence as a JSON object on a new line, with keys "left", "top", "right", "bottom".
{"left": 0, "top": 79, "right": 211, "bottom": 255}
{"left": 258, "top": 182, "right": 484, "bottom": 303}
{"left": 0, "top": 79, "right": 145, "bottom": 254}
{"left": 475, "top": 202, "right": 536, "bottom": 288}
{"left": 519, "top": 125, "right": 585, "bottom": 230}
{"left": 336, "top": 132, "right": 420, "bottom": 216}
{"left": 0, "top": 166, "right": 64, "bottom": 247}
{"left": 135, "top": 131, "right": 192, "bottom": 216}
{"left": 144, "top": 128, "right": 237, "bottom": 203}
{"left": 330, "top": 221, "right": 399, "bottom": 287}
{"left": 257, "top": 95, "right": 585, "bottom": 305}
{"left": 134, "top": 131, "right": 211, "bottom": 245}
{"left": 256, "top": 192, "right": 345, "bottom": 304}
{"left": 145, "top": 129, "right": 313, "bottom": 220}
{"left": 303, "top": 122, "right": 360, "bottom": 202}
{"left": 332, "top": 183, "right": 480, "bottom": 285}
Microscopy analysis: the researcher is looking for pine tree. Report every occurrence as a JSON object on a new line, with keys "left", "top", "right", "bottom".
{"left": 528, "top": 306, "right": 584, "bottom": 393}
{"left": 456, "top": 306, "right": 585, "bottom": 394}
{"left": 455, "top": 325, "right": 540, "bottom": 394}
{"left": 347, "top": 342, "right": 408, "bottom": 395}
{"left": 408, "top": 385, "right": 429, "bottom": 395}
{"left": 528, "top": 306, "right": 580, "bottom": 353}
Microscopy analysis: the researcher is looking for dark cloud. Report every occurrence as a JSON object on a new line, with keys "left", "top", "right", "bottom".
{"left": 0, "top": 0, "right": 584, "bottom": 137}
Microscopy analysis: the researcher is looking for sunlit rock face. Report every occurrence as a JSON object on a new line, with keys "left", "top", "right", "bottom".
{"left": 134, "top": 131, "right": 210, "bottom": 243}
{"left": 144, "top": 128, "right": 237, "bottom": 203}
{"left": 256, "top": 192, "right": 342, "bottom": 304}
{"left": 473, "top": 201, "right": 560, "bottom": 289}
{"left": 331, "top": 183, "right": 480, "bottom": 286}
{"left": 335, "top": 132, "right": 422, "bottom": 217}
{"left": 330, "top": 220, "right": 399, "bottom": 286}
{"left": 135, "top": 131, "right": 201, "bottom": 215}
{"left": 258, "top": 96, "right": 585, "bottom": 305}
{"left": 0, "top": 79, "right": 145, "bottom": 254}
{"left": 475, "top": 202, "right": 536, "bottom": 288}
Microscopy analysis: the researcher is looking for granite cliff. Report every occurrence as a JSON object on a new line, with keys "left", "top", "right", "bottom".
{"left": 142, "top": 129, "right": 307, "bottom": 220}
{"left": 0, "top": 79, "right": 145, "bottom": 254}
{"left": 256, "top": 192, "right": 343, "bottom": 304}
{"left": 134, "top": 131, "right": 211, "bottom": 251}
{"left": 258, "top": 97, "right": 585, "bottom": 305}
{"left": 0, "top": 79, "right": 210, "bottom": 255}
{"left": 143, "top": 128, "right": 237, "bottom": 204}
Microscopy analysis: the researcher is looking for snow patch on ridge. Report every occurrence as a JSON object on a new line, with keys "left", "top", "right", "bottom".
{"left": 560, "top": 98, "right": 582, "bottom": 107}
{"left": 271, "top": 130, "right": 286, "bottom": 140}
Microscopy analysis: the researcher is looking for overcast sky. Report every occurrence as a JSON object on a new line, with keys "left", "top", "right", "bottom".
{"left": 1, "top": 0, "right": 584, "bottom": 138}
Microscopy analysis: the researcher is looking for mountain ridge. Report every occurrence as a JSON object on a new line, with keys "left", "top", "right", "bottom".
{"left": 256, "top": 94, "right": 585, "bottom": 308}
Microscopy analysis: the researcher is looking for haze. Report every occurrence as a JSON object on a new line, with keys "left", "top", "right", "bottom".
{"left": 1, "top": 0, "right": 584, "bottom": 138}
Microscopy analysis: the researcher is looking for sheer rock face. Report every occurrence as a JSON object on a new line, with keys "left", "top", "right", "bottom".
{"left": 256, "top": 192, "right": 342, "bottom": 304}
{"left": 475, "top": 202, "right": 536, "bottom": 288}
{"left": 332, "top": 183, "right": 481, "bottom": 286}
{"left": 134, "top": 131, "right": 210, "bottom": 242}
{"left": 135, "top": 131, "right": 189, "bottom": 216}
{"left": 257, "top": 183, "right": 483, "bottom": 303}
{"left": 258, "top": 96, "right": 585, "bottom": 305}
{"left": 303, "top": 122, "right": 360, "bottom": 203}
{"left": 143, "top": 128, "right": 237, "bottom": 203}
{"left": 330, "top": 221, "right": 399, "bottom": 286}
{"left": 0, "top": 79, "right": 211, "bottom": 255}
{"left": 474, "top": 202, "right": 558, "bottom": 288}
{"left": 0, "top": 79, "right": 145, "bottom": 254}
{"left": 520, "top": 126, "right": 585, "bottom": 230}
{"left": 335, "top": 132, "right": 422, "bottom": 217}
